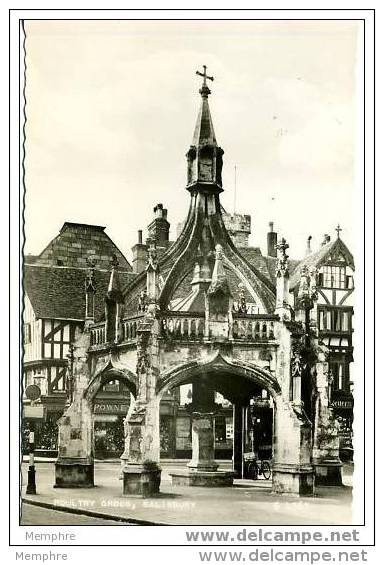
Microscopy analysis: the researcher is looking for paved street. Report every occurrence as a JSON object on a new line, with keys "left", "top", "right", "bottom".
{"left": 21, "top": 460, "right": 353, "bottom": 526}
{"left": 21, "top": 503, "right": 128, "bottom": 525}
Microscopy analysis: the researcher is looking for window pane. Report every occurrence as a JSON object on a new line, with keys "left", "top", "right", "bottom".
{"left": 319, "top": 311, "right": 324, "bottom": 330}
{"left": 63, "top": 325, "right": 70, "bottom": 341}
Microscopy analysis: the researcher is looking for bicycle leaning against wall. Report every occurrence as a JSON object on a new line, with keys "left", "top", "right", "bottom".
{"left": 243, "top": 452, "right": 271, "bottom": 480}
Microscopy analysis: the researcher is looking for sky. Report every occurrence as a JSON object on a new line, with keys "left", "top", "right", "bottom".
{"left": 24, "top": 19, "right": 361, "bottom": 261}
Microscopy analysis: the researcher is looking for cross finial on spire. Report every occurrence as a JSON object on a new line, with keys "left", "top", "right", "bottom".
{"left": 196, "top": 65, "right": 214, "bottom": 97}
{"left": 335, "top": 224, "right": 342, "bottom": 238}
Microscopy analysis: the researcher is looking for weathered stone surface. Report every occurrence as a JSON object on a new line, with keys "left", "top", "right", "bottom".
{"left": 54, "top": 460, "right": 94, "bottom": 488}
{"left": 187, "top": 412, "right": 218, "bottom": 471}
{"left": 272, "top": 463, "right": 314, "bottom": 497}
{"left": 170, "top": 470, "right": 234, "bottom": 487}
{"left": 123, "top": 464, "right": 161, "bottom": 496}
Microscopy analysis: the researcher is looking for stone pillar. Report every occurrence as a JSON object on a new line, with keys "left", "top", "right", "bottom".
{"left": 187, "top": 412, "right": 218, "bottom": 471}
{"left": 233, "top": 404, "right": 244, "bottom": 478}
{"left": 170, "top": 380, "right": 234, "bottom": 487}
{"left": 122, "top": 315, "right": 161, "bottom": 497}
{"left": 272, "top": 322, "right": 314, "bottom": 496}
{"left": 312, "top": 348, "right": 343, "bottom": 486}
{"left": 272, "top": 396, "right": 314, "bottom": 496}
{"left": 55, "top": 331, "right": 94, "bottom": 488}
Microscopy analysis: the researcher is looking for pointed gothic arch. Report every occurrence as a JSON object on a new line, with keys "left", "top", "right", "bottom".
{"left": 156, "top": 352, "right": 281, "bottom": 402}
{"left": 84, "top": 360, "right": 138, "bottom": 403}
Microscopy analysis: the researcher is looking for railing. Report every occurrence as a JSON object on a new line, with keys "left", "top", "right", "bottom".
{"left": 121, "top": 315, "right": 144, "bottom": 341}
{"left": 232, "top": 314, "right": 277, "bottom": 341}
{"left": 160, "top": 311, "right": 205, "bottom": 339}
{"left": 160, "top": 312, "right": 278, "bottom": 341}
{"left": 90, "top": 322, "right": 106, "bottom": 346}
{"left": 89, "top": 312, "right": 278, "bottom": 345}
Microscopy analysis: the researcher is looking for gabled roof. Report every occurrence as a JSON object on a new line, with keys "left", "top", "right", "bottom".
{"left": 289, "top": 238, "right": 354, "bottom": 290}
{"left": 24, "top": 265, "right": 137, "bottom": 321}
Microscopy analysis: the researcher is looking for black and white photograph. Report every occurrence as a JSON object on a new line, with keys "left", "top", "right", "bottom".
{"left": 7, "top": 6, "right": 377, "bottom": 561}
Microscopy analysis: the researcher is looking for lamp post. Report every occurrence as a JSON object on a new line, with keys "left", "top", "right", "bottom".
{"left": 26, "top": 426, "right": 36, "bottom": 494}
{"left": 24, "top": 384, "right": 41, "bottom": 495}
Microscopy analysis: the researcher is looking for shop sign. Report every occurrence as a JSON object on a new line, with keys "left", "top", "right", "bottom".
{"left": 93, "top": 402, "right": 129, "bottom": 415}
{"left": 24, "top": 405, "right": 45, "bottom": 420}
{"left": 226, "top": 423, "right": 234, "bottom": 439}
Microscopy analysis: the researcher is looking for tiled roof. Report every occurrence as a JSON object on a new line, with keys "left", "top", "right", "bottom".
{"left": 36, "top": 222, "right": 132, "bottom": 271}
{"left": 24, "top": 265, "right": 136, "bottom": 321}
{"left": 237, "top": 247, "right": 274, "bottom": 282}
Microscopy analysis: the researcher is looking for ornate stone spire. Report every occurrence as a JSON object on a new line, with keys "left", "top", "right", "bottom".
{"left": 84, "top": 258, "right": 96, "bottom": 326}
{"left": 208, "top": 244, "right": 229, "bottom": 294}
{"left": 207, "top": 244, "right": 232, "bottom": 316}
{"left": 275, "top": 238, "right": 289, "bottom": 278}
{"left": 107, "top": 254, "right": 123, "bottom": 303}
{"left": 146, "top": 239, "right": 159, "bottom": 273}
{"left": 105, "top": 255, "right": 123, "bottom": 343}
{"left": 297, "top": 266, "right": 318, "bottom": 311}
{"left": 186, "top": 65, "right": 224, "bottom": 191}
{"left": 193, "top": 65, "right": 216, "bottom": 146}
{"left": 84, "top": 258, "right": 96, "bottom": 293}
{"left": 275, "top": 237, "right": 291, "bottom": 320}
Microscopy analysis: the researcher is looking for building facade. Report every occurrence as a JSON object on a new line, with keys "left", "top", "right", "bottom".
{"left": 290, "top": 234, "right": 355, "bottom": 459}
{"left": 49, "top": 71, "right": 348, "bottom": 497}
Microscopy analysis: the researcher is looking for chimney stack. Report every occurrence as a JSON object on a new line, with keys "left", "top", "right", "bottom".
{"left": 321, "top": 234, "right": 331, "bottom": 247}
{"left": 147, "top": 203, "right": 170, "bottom": 247}
{"left": 306, "top": 235, "right": 312, "bottom": 256}
{"left": 131, "top": 229, "right": 147, "bottom": 274}
{"left": 267, "top": 222, "right": 277, "bottom": 257}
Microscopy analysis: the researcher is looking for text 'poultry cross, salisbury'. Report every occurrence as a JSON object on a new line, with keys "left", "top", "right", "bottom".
{"left": 196, "top": 65, "right": 214, "bottom": 86}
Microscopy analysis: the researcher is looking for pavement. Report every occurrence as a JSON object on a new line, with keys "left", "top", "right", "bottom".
{"left": 21, "top": 504, "right": 129, "bottom": 526}
{"left": 21, "top": 460, "right": 353, "bottom": 526}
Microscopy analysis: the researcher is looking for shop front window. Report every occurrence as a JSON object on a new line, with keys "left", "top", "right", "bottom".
{"left": 215, "top": 415, "right": 226, "bottom": 443}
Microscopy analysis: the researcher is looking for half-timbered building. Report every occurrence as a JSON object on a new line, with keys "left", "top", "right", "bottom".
{"left": 22, "top": 222, "right": 133, "bottom": 454}
{"left": 290, "top": 233, "right": 355, "bottom": 458}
